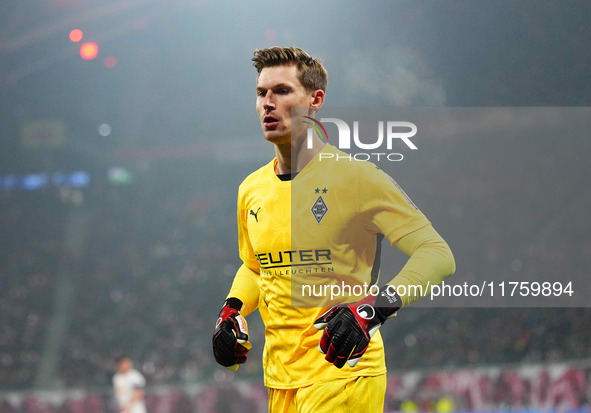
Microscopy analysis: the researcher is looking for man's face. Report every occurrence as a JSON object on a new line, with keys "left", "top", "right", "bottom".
{"left": 117, "top": 358, "right": 132, "bottom": 374}
{"left": 256, "top": 64, "right": 315, "bottom": 145}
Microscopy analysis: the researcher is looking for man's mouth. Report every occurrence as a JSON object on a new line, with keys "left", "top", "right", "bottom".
{"left": 263, "top": 115, "right": 279, "bottom": 128}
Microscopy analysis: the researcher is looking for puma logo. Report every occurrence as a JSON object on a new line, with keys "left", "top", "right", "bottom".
{"left": 250, "top": 207, "right": 261, "bottom": 222}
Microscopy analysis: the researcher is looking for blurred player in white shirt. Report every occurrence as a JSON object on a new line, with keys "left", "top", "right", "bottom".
{"left": 113, "top": 356, "right": 147, "bottom": 413}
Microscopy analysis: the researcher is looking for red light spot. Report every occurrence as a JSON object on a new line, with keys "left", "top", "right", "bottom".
{"left": 104, "top": 56, "right": 117, "bottom": 69}
{"left": 80, "top": 42, "right": 99, "bottom": 60}
{"left": 69, "top": 29, "right": 83, "bottom": 42}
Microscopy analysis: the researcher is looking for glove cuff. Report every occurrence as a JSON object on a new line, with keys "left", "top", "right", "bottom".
{"left": 224, "top": 297, "right": 244, "bottom": 312}
{"left": 373, "top": 285, "right": 402, "bottom": 322}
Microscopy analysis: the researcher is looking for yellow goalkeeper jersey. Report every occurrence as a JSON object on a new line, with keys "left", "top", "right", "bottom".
{"left": 231, "top": 143, "right": 431, "bottom": 389}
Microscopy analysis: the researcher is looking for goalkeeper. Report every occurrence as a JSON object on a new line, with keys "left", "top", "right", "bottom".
{"left": 212, "top": 47, "right": 455, "bottom": 413}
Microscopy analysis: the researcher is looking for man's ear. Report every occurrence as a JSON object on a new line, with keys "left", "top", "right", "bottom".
{"left": 310, "top": 89, "right": 325, "bottom": 110}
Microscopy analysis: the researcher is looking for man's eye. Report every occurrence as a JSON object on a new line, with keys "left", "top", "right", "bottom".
{"left": 257, "top": 90, "right": 266, "bottom": 97}
{"left": 277, "top": 89, "right": 289, "bottom": 95}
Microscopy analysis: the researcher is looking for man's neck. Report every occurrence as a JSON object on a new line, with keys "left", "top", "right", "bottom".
{"left": 274, "top": 136, "right": 325, "bottom": 175}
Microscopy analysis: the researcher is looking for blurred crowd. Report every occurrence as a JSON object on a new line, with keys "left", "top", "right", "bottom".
{"left": 1, "top": 363, "right": 590, "bottom": 412}
{"left": 56, "top": 162, "right": 266, "bottom": 387}
{"left": 0, "top": 192, "right": 65, "bottom": 388}
{"left": 0, "top": 382, "right": 268, "bottom": 413}
{"left": 1, "top": 135, "right": 590, "bottom": 393}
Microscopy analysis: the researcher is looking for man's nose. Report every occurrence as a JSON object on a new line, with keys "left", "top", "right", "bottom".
{"left": 262, "top": 91, "right": 275, "bottom": 109}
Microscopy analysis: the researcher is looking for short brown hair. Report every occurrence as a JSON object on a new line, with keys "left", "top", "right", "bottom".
{"left": 252, "top": 46, "right": 327, "bottom": 92}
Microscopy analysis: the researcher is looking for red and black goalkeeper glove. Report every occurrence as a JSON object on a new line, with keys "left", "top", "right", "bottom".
{"left": 212, "top": 297, "right": 251, "bottom": 371}
{"left": 314, "top": 286, "right": 401, "bottom": 368}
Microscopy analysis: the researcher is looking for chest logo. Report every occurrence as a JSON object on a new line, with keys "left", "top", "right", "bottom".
{"left": 250, "top": 207, "right": 261, "bottom": 222}
{"left": 311, "top": 196, "right": 328, "bottom": 224}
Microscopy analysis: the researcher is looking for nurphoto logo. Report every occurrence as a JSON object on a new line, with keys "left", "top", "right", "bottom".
{"left": 303, "top": 117, "right": 418, "bottom": 162}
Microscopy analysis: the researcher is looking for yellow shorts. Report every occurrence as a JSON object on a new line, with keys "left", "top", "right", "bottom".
{"left": 268, "top": 374, "right": 387, "bottom": 413}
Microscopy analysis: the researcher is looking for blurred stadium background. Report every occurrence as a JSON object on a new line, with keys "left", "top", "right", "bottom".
{"left": 1, "top": 1, "right": 591, "bottom": 412}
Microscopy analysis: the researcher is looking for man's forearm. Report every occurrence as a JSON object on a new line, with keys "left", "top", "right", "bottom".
{"left": 388, "top": 225, "right": 456, "bottom": 307}
{"left": 227, "top": 264, "right": 260, "bottom": 316}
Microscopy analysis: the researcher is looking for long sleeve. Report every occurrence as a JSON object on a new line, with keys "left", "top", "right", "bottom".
{"left": 226, "top": 184, "right": 261, "bottom": 317}
{"left": 227, "top": 264, "right": 260, "bottom": 316}
{"left": 387, "top": 225, "right": 455, "bottom": 307}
